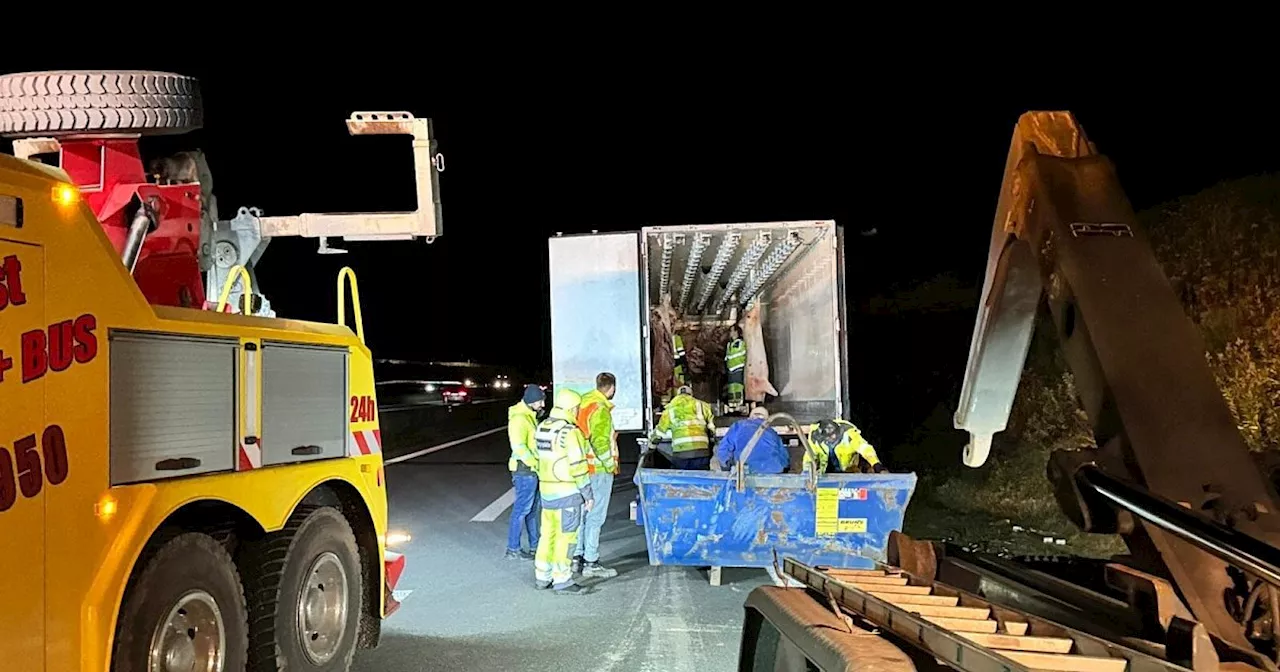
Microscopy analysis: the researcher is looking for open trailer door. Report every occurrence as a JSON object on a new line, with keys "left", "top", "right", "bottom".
{"left": 548, "top": 232, "right": 645, "bottom": 431}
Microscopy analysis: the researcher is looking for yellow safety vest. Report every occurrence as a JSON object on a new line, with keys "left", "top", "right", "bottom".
{"left": 655, "top": 394, "right": 714, "bottom": 458}
{"left": 726, "top": 338, "right": 746, "bottom": 373}
{"left": 507, "top": 401, "right": 539, "bottom": 472}
{"left": 577, "top": 399, "right": 619, "bottom": 475}
{"left": 803, "top": 420, "right": 881, "bottom": 473}
{"left": 534, "top": 417, "right": 589, "bottom": 500}
{"left": 673, "top": 334, "right": 687, "bottom": 383}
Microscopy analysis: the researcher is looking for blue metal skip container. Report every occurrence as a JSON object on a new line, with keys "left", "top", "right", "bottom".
{"left": 634, "top": 467, "right": 917, "bottom": 570}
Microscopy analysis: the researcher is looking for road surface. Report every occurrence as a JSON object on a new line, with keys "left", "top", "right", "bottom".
{"left": 352, "top": 401, "right": 770, "bottom": 671}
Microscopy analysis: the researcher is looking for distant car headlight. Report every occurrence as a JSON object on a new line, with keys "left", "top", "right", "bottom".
{"left": 425, "top": 384, "right": 436, "bottom": 392}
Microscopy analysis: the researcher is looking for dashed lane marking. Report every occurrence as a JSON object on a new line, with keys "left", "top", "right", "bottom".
{"left": 383, "top": 426, "right": 506, "bottom": 465}
{"left": 470, "top": 488, "right": 516, "bottom": 522}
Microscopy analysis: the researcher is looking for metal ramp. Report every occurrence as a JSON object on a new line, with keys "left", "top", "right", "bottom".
{"left": 783, "top": 558, "right": 1196, "bottom": 672}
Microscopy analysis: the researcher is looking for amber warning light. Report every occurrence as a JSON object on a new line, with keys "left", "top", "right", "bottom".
{"left": 0, "top": 194, "right": 21, "bottom": 228}
{"left": 52, "top": 183, "right": 79, "bottom": 207}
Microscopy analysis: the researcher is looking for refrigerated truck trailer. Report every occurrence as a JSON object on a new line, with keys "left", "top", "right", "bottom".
{"left": 547, "top": 220, "right": 850, "bottom": 436}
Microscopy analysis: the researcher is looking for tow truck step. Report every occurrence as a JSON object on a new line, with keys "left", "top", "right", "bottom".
{"left": 784, "top": 558, "right": 1198, "bottom": 672}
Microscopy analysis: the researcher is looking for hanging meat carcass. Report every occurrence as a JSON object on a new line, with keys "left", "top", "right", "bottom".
{"left": 650, "top": 306, "right": 677, "bottom": 400}
{"left": 743, "top": 302, "right": 778, "bottom": 401}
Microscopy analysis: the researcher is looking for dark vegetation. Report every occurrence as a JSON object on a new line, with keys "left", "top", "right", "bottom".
{"left": 877, "top": 175, "right": 1280, "bottom": 557}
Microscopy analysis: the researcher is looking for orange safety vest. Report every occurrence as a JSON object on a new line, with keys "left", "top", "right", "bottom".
{"left": 576, "top": 401, "right": 620, "bottom": 475}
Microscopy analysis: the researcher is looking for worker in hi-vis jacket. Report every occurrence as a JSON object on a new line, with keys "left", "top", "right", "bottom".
{"left": 649, "top": 385, "right": 717, "bottom": 470}
{"left": 724, "top": 325, "right": 746, "bottom": 410}
{"left": 802, "top": 418, "right": 886, "bottom": 474}
{"left": 533, "top": 388, "right": 596, "bottom": 595}
{"left": 504, "top": 385, "right": 545, "bottom": 560}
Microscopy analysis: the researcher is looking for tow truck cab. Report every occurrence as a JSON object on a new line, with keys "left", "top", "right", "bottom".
{"left": 0, "top": 68, "right": 424, "bottom": 670}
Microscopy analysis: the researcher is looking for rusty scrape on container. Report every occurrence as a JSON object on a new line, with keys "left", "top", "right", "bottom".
{"left": 634, "top": 467, "right": 917, "bottom": 570}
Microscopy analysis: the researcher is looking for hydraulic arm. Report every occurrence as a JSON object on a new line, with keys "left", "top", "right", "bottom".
{"left": 205, "top": 111, "right": 445, "bottom": 315}
{"left": 953, "top": 111, "right": 1280, "bottom": 653}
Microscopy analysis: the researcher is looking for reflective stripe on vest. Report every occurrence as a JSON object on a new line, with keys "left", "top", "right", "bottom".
{"left": 534, "top": 419, "right": 569, "bottom": 456}
{"left": 726, "top": 338, "right": 746, "bottom": 372}
{"left": 673, "top": 334, "right": 686, "bottom": 359}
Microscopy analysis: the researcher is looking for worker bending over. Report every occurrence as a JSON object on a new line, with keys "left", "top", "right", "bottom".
{"left": 572, "top": 372, "right": 620, "bottom": 579}
{"left": 505, "top": 385, "right": 545, "bottom": 560}
{"left": 650, "top": 385, "right": 716, "bottom": 469}
{"left": 534, "top": 389, "right": 596, "bottom": 595}
{"left": 725, "top": 325, "right": 746, "bottom": 410}
{"left": 713, "top": 406, "right": 789, "bottom": 475}
{"left": 803, "top": 418, "right": 886, "bottom": 474}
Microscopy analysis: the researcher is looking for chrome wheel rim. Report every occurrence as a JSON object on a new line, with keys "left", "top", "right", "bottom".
{"left": 296, "top": 551, "right": 349, "bottom": 664}
{"left": 148, "top": 590, "right": 225, "bottom": 672}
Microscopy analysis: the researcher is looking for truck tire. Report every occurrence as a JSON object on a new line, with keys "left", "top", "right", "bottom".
{"left": 240, "top": 506, "right": 363, "bottom": 672}
{"left": 0, "top": 70, "right": 202, "bottom": 138}
{"left": 111, "top": 532, "right": 249, "bottom": 672}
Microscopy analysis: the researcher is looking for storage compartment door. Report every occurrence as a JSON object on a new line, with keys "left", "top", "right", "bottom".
{"left": 548, "top": 233, "right": 644, "bottom": 431}
{"left": 261, "top": 341, "right": 348, "bottom": 465}
{"left": 110, "top": 332, "right": 238, "bottom": 484}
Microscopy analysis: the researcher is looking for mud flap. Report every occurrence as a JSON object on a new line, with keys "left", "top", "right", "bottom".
{"left": 383, "top": 550, "right": 406, "bottom": 617}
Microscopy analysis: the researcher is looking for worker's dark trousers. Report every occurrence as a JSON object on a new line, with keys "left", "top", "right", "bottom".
{"left": 507, "top": 471, "right": 541, "bottom": 552}
{"left": 672, "top": 456, "right": 711, "bottom": 470}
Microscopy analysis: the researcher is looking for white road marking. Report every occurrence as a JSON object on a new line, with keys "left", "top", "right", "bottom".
{"left": 383, "top": 426, "right": 506, "bottom": 465}
{"left": 469, "top": 487, "right": 516, "bottom": 522}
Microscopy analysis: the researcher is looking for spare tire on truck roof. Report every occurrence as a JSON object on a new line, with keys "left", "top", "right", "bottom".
{"left": 0, "top": 70, "right": 202, "bottom": 138}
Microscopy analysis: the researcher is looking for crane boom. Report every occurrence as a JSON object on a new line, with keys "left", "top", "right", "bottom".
{"left": 256, "top": 111, "right": 444, "bottom": 242}
{"left": 953, "top": 111, "right": 1280, "bottom": 651}
{"left": 203, "top": 111, "right": 445, "bottom": 315}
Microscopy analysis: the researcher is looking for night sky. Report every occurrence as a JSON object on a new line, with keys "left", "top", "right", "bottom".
{"left": 5, "top": 63, "right": 1280, "bottom": 390}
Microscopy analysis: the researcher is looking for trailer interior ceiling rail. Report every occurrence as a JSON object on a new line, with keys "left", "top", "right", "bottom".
{"left": 643, "top": 221, "right": 828, "bottom": 322}
{"left": 782, "top": 558, "right": 1217, "bottom": 672}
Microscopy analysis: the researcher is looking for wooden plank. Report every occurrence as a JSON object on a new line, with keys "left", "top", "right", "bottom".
{"left": 849, "top": 583, "right": 931, "bottom": 595}
{"left": 998, "top": 651, "right": 1126, "bottom": 672}
{"left": 959, "top": 632, "right": 1074, "bottom": 654}
{"left": 900, "top": 604, "right": 990, "bottom": 620}
{"left": 1004, "top": 622, "right": 1029, "bottom": 636}
{"left": 823, "top": 568, "right": 895, "bottom": 578}
{"left": 840, "top": 575, "right": 909, "bottom": 586}
{"left": 923, "top": 615, "right": 998, "bottom": 634}
{"left": 870, "top": 591, "right": 959, "bottom": 607}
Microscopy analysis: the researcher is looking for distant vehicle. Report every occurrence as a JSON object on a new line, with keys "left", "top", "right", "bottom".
{"left": 440, "top": 381, "right": 470, "bottom": 405}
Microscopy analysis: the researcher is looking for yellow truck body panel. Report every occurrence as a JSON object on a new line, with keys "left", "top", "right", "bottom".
{"left": 0, "top": 154, "right": 388, "bottom": 671}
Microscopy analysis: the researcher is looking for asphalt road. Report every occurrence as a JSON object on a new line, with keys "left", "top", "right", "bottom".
{"left": 352, "top": 401, "right": 770, "bottom": 672}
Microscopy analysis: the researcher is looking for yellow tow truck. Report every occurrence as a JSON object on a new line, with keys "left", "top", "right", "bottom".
{"left": 0, "top": 70, "right": 442, "bottom": 671}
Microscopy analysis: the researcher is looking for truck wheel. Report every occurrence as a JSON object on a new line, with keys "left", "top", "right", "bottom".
{"left": 241, "top": 506, "right": 363, "bottom": 671}
{"left": 0, "top": 70, "right": 202, "bottom": 138}
{"left": 111, "top": 532, "right": 249, "bottom": 672}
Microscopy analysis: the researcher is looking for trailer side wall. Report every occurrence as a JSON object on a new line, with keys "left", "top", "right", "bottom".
{"left": 547, "top": 232, "right": 646, "bottom": 431}
{"left": 760, "top": 223, "right": 843, "bottom": 423}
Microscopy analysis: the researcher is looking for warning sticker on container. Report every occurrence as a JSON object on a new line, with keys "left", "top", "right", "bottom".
{"left": 815, "top": 487, "right": 839, "bottom": 536}
{"left": 838, "top": 487, "right": 868, "bottom": 501}
{"left": 838, "top": 518, "right": 868, "bottom": 533}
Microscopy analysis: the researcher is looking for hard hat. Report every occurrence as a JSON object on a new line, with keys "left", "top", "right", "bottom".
{"left": 749, "top": 406, "right": 769, "bottom": 419}
{"left": 813, "top": 419, "right": 846, "bottom": 447}
{"left": 554, "top": 388, "right": 582, "bottom": 410}
{"left": 676, "top": 385, "right": 692, "bottom": 396}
